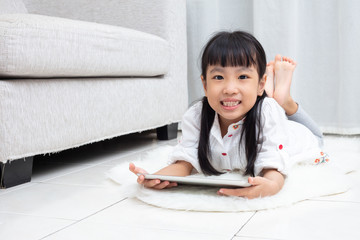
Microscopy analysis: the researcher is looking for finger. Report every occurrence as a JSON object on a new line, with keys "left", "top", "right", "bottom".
{"left": 218, "top": 187, "right": 250, "bottom": 197}
{"left": 129, "top": 163, "right": 136, "bottom": 173}
{"left": 129, "top": 163, "right": 147, "bottom": 175}
{"left": 165, "top": 182, "right": 178, "bottom": 189}
{"left": 153, "top": 181, "right": 171, "bottom": 190}
{"left": 137, "top": 174, "right": 146, "bottom": 184}
{"left": 143, "top": 179, "right": 161, "bottom": 188}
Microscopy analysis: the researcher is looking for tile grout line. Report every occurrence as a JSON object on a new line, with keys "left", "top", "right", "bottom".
{"left": 0, "top": 183, "right": 39, "bottom": 197}
{"left": 34, "top": 146, "right": 156, "bottom": 183}
{"left": 22, "top": 140, "right": 178, "bottom": 186}
{"left": 35, "top": 150, "right": 140, "bottom": 183}
{"left": 231, "top": 211, "right": 257, "bottom": 239}
{"left": 38, "top": 197, "right": 128, "bottom": 240}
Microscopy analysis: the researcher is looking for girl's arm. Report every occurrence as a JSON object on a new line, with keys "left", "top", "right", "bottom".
{"left": 217, "top": 169, "right": 284, "bottom": 199}
{"left": 153, "top": 160, "right": 194, "bottom": 176}
{"left": 129, "top": 161, "right": 193, "bottom": 190}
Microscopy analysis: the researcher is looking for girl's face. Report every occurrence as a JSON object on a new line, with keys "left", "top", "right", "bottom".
{"left": 202, "top": 65, "right": 266, "bottom": 130}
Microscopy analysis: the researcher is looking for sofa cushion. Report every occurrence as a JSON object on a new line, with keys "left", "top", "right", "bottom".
{"left": 0, "top": 14, "right": 171, "bottom": 78}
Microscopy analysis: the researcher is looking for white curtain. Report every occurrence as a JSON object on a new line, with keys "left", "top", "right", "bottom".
{"left": 187, "top": 0, "right": 360, "bottom": 135}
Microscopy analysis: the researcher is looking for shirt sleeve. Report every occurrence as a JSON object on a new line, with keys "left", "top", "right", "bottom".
{"left": 168, "top": 102, "right": 202, "bottom": 173}
{"left": 254, "top": 98, "right": 290, "bottom": 176}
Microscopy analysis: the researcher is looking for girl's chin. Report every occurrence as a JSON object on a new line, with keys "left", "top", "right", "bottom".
{"left": 218, "top": 114, "right": 245, "bottom": 125}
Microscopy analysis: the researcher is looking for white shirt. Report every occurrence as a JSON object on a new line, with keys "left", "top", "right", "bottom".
{"left": 169, "top": 97, "right": 321, "bottom": 176}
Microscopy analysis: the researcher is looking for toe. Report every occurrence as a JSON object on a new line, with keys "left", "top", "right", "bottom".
{"left": 275, "top": 54, "right": 282, "bottom": 62}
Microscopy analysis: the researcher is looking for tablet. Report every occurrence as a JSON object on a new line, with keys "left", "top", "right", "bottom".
{"left": 142, "top": 174, "right": 251, "bottom": 188}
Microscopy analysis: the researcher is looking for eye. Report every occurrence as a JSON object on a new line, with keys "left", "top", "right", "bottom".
{"left": 239, "top": 75, "right": 248, "bottom": 80}
{"left": 213, "top": 75, "right": 224, "bottom": 80}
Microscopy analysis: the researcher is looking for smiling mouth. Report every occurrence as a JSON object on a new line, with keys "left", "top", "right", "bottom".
{"left": 221, "top": 101, "right": 241, "bottom": 107}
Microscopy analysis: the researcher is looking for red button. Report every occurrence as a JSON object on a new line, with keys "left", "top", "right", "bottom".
{"left": 228, "top": 134, "right": 233, "bottom": 137}
{"left": 279, "top": 144, "right": 283, "bottom": 150}
{"left": 222, "top": 153, "right": 227, "bottom": 156}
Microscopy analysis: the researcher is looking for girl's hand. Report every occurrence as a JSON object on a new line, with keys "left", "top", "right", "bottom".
{"left": 129, "top": 163, "right": 178, "bottom": 189}
{"left": 217, "top": 170, "right": 284, "bottom": 199}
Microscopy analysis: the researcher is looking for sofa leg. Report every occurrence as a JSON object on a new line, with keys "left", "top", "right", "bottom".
{"left": 0, "top": 157, "right": 33, "bottom": 189}
{"left": 156, "top": 123, "right": 178, "bottom": 140}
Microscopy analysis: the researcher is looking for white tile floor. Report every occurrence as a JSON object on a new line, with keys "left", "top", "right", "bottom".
{"left": 0, "top": 131, "right": 359, "bottom": 240}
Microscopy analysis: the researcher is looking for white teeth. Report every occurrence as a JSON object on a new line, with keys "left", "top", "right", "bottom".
{"left": 222, "top": 101, "right": 240, "bottom": 107}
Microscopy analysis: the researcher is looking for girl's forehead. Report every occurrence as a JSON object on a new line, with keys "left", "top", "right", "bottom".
{"left": 207, "top": 64, "right": 257, "bottom": 72}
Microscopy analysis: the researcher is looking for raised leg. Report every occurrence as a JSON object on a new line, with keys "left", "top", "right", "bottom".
{"left": 0, "top": 157, "right": 33, "bottom": 188}
{"left": 156, "top": 123, "right": 178, "bottom": 140}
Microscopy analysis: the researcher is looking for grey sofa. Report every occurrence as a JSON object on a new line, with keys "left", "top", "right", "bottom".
{"left": 0, "top": 0, "right": 188, "bottom": 188}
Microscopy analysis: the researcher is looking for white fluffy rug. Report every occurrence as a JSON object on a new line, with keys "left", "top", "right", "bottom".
{"left": 107, "top": 137, "right": 359, "bottom": 212}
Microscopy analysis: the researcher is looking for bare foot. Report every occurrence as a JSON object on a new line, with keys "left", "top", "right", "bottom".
{"left": 264, "top": 61, "right": 275, "bottom": 97}
{"left": 273, "top": 54, "right": 298, "bottom": 115}
{"left": 274, "top": 54, "right": 295, "bottom": 105}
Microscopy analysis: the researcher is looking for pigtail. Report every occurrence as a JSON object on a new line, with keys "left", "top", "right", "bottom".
{"left": 241, "top": 93, "right": 267, "bottom": 176}
{"left": 198, "top": 97, "right": 223, "bottom": 175}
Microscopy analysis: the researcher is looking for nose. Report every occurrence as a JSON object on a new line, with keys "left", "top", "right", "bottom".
{"left": 223, "top": 79, "right": 239, "bottom": 95}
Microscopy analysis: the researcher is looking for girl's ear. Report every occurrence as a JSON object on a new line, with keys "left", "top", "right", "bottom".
{"left": 201, "top": 75, "right": 207, "bottom": 95}
{"left": 257, "top": 74, "right": 266, "bottom": 96}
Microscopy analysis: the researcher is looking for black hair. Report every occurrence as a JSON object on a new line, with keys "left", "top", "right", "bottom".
{"left": 198, "top": 31, "right": 267, "bottom": 176}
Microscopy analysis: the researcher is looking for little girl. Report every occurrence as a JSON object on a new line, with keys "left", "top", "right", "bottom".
{"left": 130, "top": 31, "right": 323, "bottom": 199}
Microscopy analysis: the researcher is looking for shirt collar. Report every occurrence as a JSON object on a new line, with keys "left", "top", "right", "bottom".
{"left": 211, "top": 114, "right": 245, "bottom": 141}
